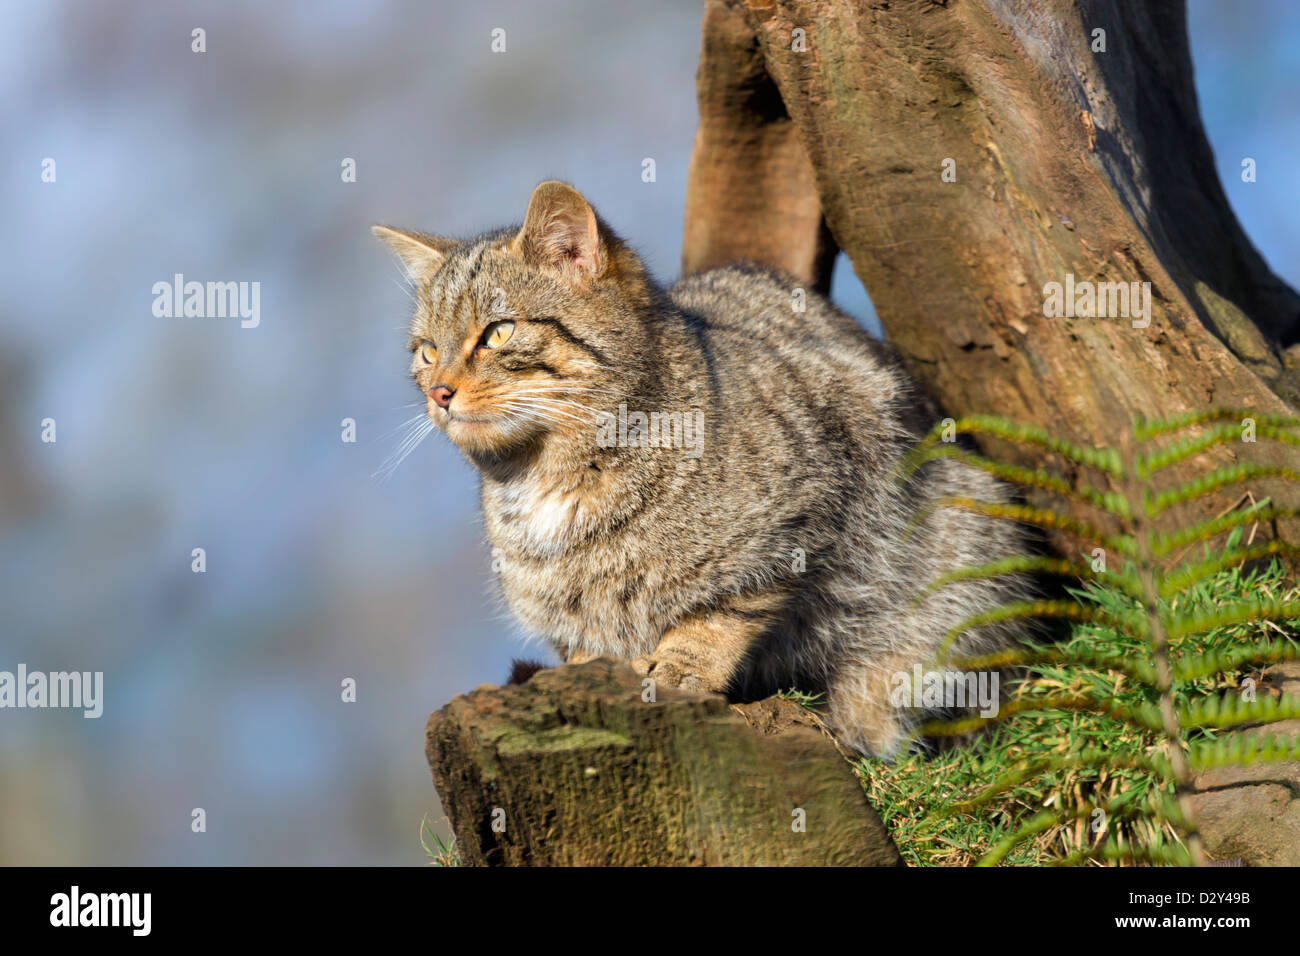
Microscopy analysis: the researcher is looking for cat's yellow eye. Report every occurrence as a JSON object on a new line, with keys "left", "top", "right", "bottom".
{"left": 419, "top": 341, "right": 437, "bottom": 364}
{"left": 481, "top": 320, "right": 514, "bottom": 350}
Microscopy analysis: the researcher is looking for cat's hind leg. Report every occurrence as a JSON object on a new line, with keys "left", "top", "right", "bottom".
{"left": 824, "top": 646, "right": 928, "bottom": 759}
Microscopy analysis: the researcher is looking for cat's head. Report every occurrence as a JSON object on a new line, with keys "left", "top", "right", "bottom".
{"left": 374, "top": 181, "right": 653, "bottom": 465}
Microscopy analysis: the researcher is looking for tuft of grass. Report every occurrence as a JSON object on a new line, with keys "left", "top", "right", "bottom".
{"left": 856, "top": 549, "right": 1300, "bottom": 866}
{"left": 777, "top": 687, "right": 826, "bottom": 710}
{"left": 420, "top": 814, "right": 461, "bottom": 867}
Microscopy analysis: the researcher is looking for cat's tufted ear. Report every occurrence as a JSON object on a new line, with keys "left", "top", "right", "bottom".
{"left": 371, "top": 225, "right": 455, "bottom": 283}
{"left": 510, "top": 181, "right": 607, "bottom": 284}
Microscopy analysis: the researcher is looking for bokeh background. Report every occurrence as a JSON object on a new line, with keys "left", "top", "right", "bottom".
{"left": 1, "top": 0, "right": 1297, "bottom": 865}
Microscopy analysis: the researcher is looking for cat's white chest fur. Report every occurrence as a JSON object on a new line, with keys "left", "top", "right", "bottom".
{"left": 490, "top": 479, "right": 579, "bottom": 554}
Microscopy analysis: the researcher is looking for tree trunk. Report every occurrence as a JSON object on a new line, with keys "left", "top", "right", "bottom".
{"left": 425, "top": 658, "right": 902, "bottom": 866}
{"left": 683, "top": 0, "right": 1300, "bottom": 544}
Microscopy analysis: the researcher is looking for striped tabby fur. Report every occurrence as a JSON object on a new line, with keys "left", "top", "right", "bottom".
{"left": 374, "top": 181, "right": 1031, "bottom": 757}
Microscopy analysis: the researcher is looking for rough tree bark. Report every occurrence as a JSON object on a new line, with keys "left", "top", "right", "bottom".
{"left": 684, "top": 0, "right": 1300, "bottom": 544}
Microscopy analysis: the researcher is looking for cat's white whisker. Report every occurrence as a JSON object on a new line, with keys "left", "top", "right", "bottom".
{"left": 498, "top": 400, "right": 590, "bottom": 427}
{"left": 504, "top": 389, "right": 610, "bottom": 411}
{"left": 509, "top": 386, "right": 623, "bottom": 400}
{"left": 372, "top": 415, "right": 437, "bottom": 481}
{"left": 387, "top": 420, "right": 431, "bottom": 459}
{"left": 506, "top": 395, "right": 597, "bottom": 419}
{"left": 378, "top": 411, "right": 433, "bottom": 441}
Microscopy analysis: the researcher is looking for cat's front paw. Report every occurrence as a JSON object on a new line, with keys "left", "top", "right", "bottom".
{"left": 630, "top": 655, "right": 707, "bottom": 694}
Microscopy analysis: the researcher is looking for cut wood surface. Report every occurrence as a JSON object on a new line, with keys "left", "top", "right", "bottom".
{"left": 425, "top": 658, "right": 902, "bottom": 866}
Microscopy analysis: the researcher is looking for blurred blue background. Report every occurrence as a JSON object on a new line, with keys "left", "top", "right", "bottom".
{"left": 1, "top": 0, "right": 1296, "bottom": 864}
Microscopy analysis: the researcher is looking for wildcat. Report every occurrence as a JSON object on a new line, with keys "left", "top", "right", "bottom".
{"left": 374, "top": 180, "right": 1031, "bottom": 757}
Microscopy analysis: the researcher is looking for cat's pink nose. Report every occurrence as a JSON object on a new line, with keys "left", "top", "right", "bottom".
{"left": 429, "top": 384, "right": 455, "bottom": 409}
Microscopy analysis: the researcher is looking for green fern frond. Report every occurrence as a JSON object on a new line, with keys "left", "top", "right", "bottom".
{"left": 1188, "top": 730, "right": 1300, "bottom": 772}
{"left": 908, "top": 415, "right": 1122, "bottom": 478}
{"left": 975, "top": 811, "right": 1063, "bottom": 867}
{"left": 938, "top": 599, "right": 1148, "bottom": 664}
{"left": 952, "top": 642, "right": 1156, "bottom": 685}
{"left": 1165, "top": 600, "right": 1300, "bottom": 642}
{"left": 978, "top": 792, "right": 1182, "bottom": 867}
{"left": 912, "top": 497, "right": 1133, "bottom": 557}
{"left": 1159, "top": 538, "right": 1300, "bottom": 597}
{"left": 912, "top": 692, "right": 1163, "bottom": 741}
{"left": 1146, "top": 463, "right": 1300, "bottom": 517}
{"left": 1178, "top": 692, "right": 1300, "bottom": 731}
{"left": 890, "top": 407, "right": 1300, "bottom": 867}
{"left": 1174, "top": 641, "right": 1300, "bottom": 682}
{"left": 1151, "top": 505, "right": 1296, "bottom": 559}
{"left": 942, "top": 749, "right": 1160, "bottom": 816}
{"left": 903, "top": 444, "right": 1130, "bottom": 517}
{"left": 918, "top": 554, "right": 1143, "bottom": 603}
{"left": 1133, "top": 408, "right": 1300, "bottom": 442}
{"left": 1049, "top": 837, "right": 1195, "bottom": 868}
{"left": 1138, "top": 422, "right": 1300, "bottom": 476}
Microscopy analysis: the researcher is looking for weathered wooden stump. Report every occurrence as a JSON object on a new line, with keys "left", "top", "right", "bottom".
{"left": 425, "top": 657, "right": 902, "bottom": 866}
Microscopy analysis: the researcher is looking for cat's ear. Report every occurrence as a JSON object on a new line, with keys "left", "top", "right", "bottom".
{"left": 371, "top": 225, "right": 454, "bottom": 282}
{"left": 511, "top": 181, "right": 606, "bottom": 283}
